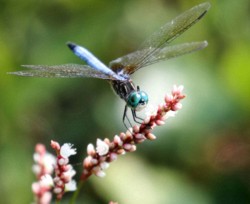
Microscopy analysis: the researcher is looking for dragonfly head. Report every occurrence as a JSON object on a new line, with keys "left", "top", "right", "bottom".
{"left": 127, "top": 91, "right": 148, "bottom": 111}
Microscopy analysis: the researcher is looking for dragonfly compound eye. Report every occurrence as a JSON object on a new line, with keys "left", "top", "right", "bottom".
{"left": 127, "top": 92, "right": 142, "bottom": 109}
{"left": 127, "top": 91, "right": 148, "bottom": 110}
{"left": 136, "top": 91, "right": 149, "bottom": 111}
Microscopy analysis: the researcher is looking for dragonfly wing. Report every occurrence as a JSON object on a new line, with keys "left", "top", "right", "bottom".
{"left": 8, "top": 64, "right": 120, "bottom": 80}
{"left": 110, "top": 41, "right": 207, "bottom": 73}
{"left": 135, "top": 41, "right": 208, "bottom": 70}
{"left": 110, "top": 2, "right": 210, "bottom": 74}
{"left": 109, "top": 49, "right": 148, "bottom": 75}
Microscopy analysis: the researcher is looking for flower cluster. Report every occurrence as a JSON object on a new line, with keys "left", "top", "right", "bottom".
{"left": 31, "top": 144, "right": 56, "bottom": 204}
{"left": 50, "top": 140, "right": 77, "bottom": 200}
{"left": 81, "top": 85, "right": 185, "bottom": 180}
{"left": 31, "top": 141, "right": 77, "bottom": 203}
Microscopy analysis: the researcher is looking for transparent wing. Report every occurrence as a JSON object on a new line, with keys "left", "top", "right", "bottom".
{"left": 109, "top": 2, "right": 210, "bottom": 74}
{"left": 8, "top": 64, "right": 120, "bottom": 80}
{"left": 109, "top": 41, "right": 207, "bottom": 73}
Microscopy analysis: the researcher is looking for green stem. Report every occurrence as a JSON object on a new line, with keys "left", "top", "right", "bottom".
{"left": 69, "top": 180, "right": 84, "bottom": 204}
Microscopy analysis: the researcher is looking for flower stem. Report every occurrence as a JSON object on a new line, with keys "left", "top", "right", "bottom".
{"left": 69, "top": 180, "right": 84, "bottom": 204}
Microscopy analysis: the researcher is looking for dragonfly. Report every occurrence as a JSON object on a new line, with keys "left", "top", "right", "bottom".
{"left": 9, "top": 2, "right": 210, "bottom": 128}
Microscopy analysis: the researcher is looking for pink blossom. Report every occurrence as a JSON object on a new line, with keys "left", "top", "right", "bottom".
{"left": 96, "top": 139, "right": 109, "bottom": 156}
{"left": 50, "top": 141, "right": 77, "bottom": 200}
{"left": 31, "top": 144, "right": 56, "bottom": 204}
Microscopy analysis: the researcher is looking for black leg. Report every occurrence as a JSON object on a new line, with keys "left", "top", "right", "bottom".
{"left": 131, "top": 109, "right": 144, "bottom": 124}
{"left": 123, "top": 105, "right": 132, "bottom": 130}
{"left": 132, "top": 109, "right": 152, "bottom": 130}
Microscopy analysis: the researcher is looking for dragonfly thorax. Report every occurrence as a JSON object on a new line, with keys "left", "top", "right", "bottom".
{"left": 111, "top": 80, "right": 148, "bottom": 111}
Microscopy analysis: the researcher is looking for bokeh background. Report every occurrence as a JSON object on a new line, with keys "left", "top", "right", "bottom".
{"left": 1, "top": 0, "right": 250, "bottom": 203}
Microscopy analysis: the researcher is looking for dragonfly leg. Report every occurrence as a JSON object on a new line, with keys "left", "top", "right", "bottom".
{"left": 132, "top": 109, "right": 152, "bottom": 130}
{"left": 123, "top": 105, "right": 133, "bottom": 130}
{"left": 131, "top": 109, "right": 144, "bottom": 124}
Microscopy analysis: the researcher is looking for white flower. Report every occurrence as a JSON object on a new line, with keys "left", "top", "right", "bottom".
{"left": 96, "top": 139, "right": 109, "bottom": 156}
{"left": 33, "top": 153, "right": 40, "bottom": 163}
{"left": 60, "top": 143, "right": 77, "bottom": 158}
{"left": 32, "top": 164, "right": 41, "bottom": 175}
{"left": 31, "top": 182, "right": 40, "bottom": 194}
{"left": 40, "top": 174, "right": 54, "bottom": 187}
{"left": 62, "top": 166, "right": 76, "bottom": 180}
{"left": 43, "top": 153, "right": 56, "bottom": 173}
{"left": 40, "top": 192, "right": 52, "bottom": 204}
{"left": 65, "top": 180, "right": 77, "bottom": 192}
{"left": 33, "top": 149, "right": 56, "bottom": 175}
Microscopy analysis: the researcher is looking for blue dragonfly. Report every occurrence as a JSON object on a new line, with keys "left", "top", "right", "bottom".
{"left": 9, "top": 2, "right": 210, "bottom": 128}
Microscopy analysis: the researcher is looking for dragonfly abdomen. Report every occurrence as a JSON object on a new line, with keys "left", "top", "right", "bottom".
{"left": 67, "top": 42, "right": 126, "bottom": 81}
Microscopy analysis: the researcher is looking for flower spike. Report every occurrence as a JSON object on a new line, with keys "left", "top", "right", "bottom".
{"left": 81, "top": 85, "right": 185, "bottom": 180}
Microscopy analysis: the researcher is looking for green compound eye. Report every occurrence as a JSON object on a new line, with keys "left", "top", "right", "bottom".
{"left": 127, "top": 92, "right": 141, "bottom": 108}
{"left": 127, "top": 91, "right": 149, "bottom": 110}
{"left": 140, "top": 91, "right": 148, "bottom": 104}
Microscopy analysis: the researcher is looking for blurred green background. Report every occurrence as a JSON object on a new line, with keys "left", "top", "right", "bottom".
{"left": 1, "top": 0, "right": 250, "bottom": 203}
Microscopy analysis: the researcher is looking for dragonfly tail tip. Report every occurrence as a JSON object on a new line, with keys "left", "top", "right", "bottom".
{"left": 66, "top": 42, "right": 76, "bottom": 50}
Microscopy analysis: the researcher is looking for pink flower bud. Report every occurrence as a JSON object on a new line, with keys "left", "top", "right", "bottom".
{"left": 125, "top": 130, "right": 133, "bottom": 140}
{"left": 58, "top": 158, "right": 68, "bottom": 166}
{"left": 87, "top": 144, "right": 96, "bottom": 156}
{"left": 35, "top": 144, "right": 46, "bottom": 155}
{"left": 172, "top": 102, "right": 182, "bottom": 111}
{"left": 95, "top": 170, "right": 106, "bottom": 178}
{"left": 114, "top": 135, "right": 123, "bottom": 146}
{"left": 104, "top": 138, "right": 111, "bottom": 145}
{"left": 100, "top": 162, "right": 110, "bottom": 170}
{"left": 53, "top": 177, "right": 60, "bottom": 183}
{"left": 117, "top": 149, "right": 126, "bottom": 155}
{"left": 155, "top": 120, "right": 165, "bottom": 126}
{"left": 136, "top": 138, "right": 146, "bottom": 143}
{"left": 146, "top": 133, "right": 157, "bottom": 140}
{"left": 96, "top": 139, "right": 109, "bottom": 156}
{"left": 119, "top": 132, "right": 127, "bottom": 141}
{"left": 51, "top": 140, "right": 60, "bottom": 151}
{"left": 31, "top": 182, "right": 40, "bottom": 194}
{"left": 135, "top": 133, "right": 146, "bottom": 140}
{"left": 54, "top": 187, "right": 62, "bottom": 194}
{"left": 92, "top": 166, "right": 101, "bottom": 174}
{"left": 110, "top": 153, "right": 118, "bottom": 161}
{"left": 40, "top": 192, "right": 52, "bottom": 204}
{"left": 143, "top": 116, "right": 151, "bottom": 124}
{"left": 83, "top": 156, "right": 93, "bottom": 168}
{"left": 129, "top": 145, "right": 136, "bottom": 152}
{"left": 165, "top": 94, "right": 174, "bottom": 103}
{"left": 133, "top": 125, "right": 140, "bottom": 133}
{"left": 123, "top": 144, "right": 136, "bottom": 152}
{"left": 172, "top": 85, "right": 184, "bottom": 95}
